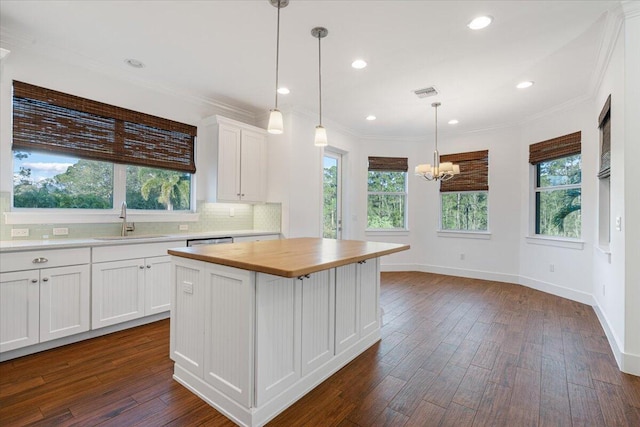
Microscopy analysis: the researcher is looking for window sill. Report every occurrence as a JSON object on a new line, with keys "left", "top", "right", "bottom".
{"left": 365, "top": 229, "right": 410, "bottom": 236}
{"left": 437, "top": 230, "right": 491, "bottom": 240}
{"left": 4, "top": 211, "right": 200, "bottom": 225}
{"left": 525, "top": 235, "right": 584, "bottom": 250}
{"left": 596, "top": 244, "right": 611, "bottom": 255}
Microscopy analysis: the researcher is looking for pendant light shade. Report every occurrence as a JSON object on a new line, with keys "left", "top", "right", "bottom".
{"left": 268, "top": 0, "right": 289, "bottom": 135}
{"left": 311, "top": 26, "right": 328, "bottom": 147}
{"left": 268, "top": 109, "right": 284, "bottom": 134}
{"left": 314, "top": 125, "right": 328, "bottom": 147}
{"left": 415, "top": 102, "right": 460, "bottom": 182}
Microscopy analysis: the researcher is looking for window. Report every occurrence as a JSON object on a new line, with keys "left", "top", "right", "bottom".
{"left": 440, "top": 150, "right": 489, "bottom": 231}
{"left": 367, "top": 157, "right": 407, "bottom": 230}
{"left": 529, "top": 132, "right": 581, "bottom": 238}
{"left": 597, "top": 95, "right": 611, "bottom": 248}
{"left": 11, "top": 81, "right": 196, "bottom": 211}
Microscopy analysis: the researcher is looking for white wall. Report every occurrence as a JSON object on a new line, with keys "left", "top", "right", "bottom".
{"left": 518, "top": 101, "right": 597, "bottom": 305}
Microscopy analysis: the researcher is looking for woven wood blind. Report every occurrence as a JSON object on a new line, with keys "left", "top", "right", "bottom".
{"left": 529, "top": 131, "right": 581, "bottom": 165}
{"left": 368, "top": 156, "right": 408, "bottom": 172}
{"left": 12, "top": 81, "right": 197, "bottom": 173}
{"left": 439, "top": 150, "right": 488, "bottom": 193}
{"left": 597, "top": 95, "right": 611, "bottom": 179}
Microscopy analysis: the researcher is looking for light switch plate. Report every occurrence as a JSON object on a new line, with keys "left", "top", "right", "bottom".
{"left": 53, "top": 227, "right": 69, "bottom": 236}
{"left": 616, "top": 216, "right": 622, "bottom": 231}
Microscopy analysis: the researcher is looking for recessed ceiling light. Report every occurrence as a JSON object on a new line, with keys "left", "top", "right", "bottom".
{"left": 366, "top": 115, "right": 376, "bottom": 121}
{"left": 516, "top": 81, "right": 534, "bottom": 89}
{"left": 448, "top": 119, "right": 459, "bottom": 125}
{"left": 351, "top": 59, "right": 367, "bottom": 69}
{"left": 467, "top": 15, "right": 493, "bottom": 30}
{"left": 277, "top": 87, "right": 290, "bottom": 95}
{"left": 124, "top": 58, "right": 145, "bottom": 68}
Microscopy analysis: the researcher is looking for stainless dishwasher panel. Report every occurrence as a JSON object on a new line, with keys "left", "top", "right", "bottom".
{"left": 186, "top": 237, "right": 234, "bottom": 247}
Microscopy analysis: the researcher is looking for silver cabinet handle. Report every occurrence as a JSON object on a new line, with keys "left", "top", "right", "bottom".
{"left": 146, "top": 265, "right": 151, "bottom": 269}
{"left": 32, "top": 257, "right": 48, "bottom": 264}
{"left": 42, "top": 277, "right": 49, "bottom": 282}
{"left": 31, "top": 279, "right": 38, "bottom": 283}
{"left": 139, "top": 265, "right": 145, "bottom": 269}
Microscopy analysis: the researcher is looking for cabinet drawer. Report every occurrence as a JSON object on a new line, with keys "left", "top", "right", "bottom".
{"left": 1, "top": 248, "right": 90, "bottom": 273}
{"left": 92, "top": 241, "right": 186, "bottom": 263}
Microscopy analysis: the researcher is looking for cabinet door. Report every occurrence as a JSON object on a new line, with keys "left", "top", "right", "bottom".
{"left": 335, "top": 263, "right": 359, "bottom": 355}
{"left": 0, "top": 271, "right": 39, "bottom": 352}
{"left": 239, "top": 129, "right": 266, "bottom": 202}
{"left": 217, "top": 124, "right": 242, "bottom": 201}
{"left": 171, "top": 259, "right": 205, "bottom": 377}
{"left": 92, "top": 259, "right": 145, "bottom": 329}
{"left": 301, "top": 269, "right": 334, "bottom": 376}
{"left": 144, "top": 255, "right": 171, "bottom": 315}
{"left": 203, "top": 264, "right": 254, "bottom": 407}
{"left": 359, "top": 259, "right": 380, "bottom": 337}
{"left": 255, "top": 273, "right": 301, "bottom": 406}
{"left": 40, "top": 264, "right": 90, "bottom": 342}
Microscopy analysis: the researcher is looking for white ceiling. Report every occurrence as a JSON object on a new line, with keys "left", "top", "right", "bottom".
{"left": 0, "top": 0, "right": 618, "bottom": 139}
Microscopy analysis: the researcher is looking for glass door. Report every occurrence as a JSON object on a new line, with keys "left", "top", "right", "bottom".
{"left": 323, "top": 152, "right": 342, "bottom": 239}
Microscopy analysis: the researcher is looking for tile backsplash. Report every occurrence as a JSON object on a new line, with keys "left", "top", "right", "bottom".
{"left": 0, "top": 192, "right": 281, "bottom": 240}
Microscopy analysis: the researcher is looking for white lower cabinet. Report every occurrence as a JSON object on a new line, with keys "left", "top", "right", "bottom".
{"left": 0, "top": 248, "right": 90, "bottom": 353}
{"left": 358, "top": 259, "right": 380, "bottom": 336}
{"left": 92, "top": 242, "right": 183, "bottom": 330}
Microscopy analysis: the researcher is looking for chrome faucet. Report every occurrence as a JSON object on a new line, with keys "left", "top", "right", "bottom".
{"left": 119, "top": 201, "right": 135, "bottom": 236}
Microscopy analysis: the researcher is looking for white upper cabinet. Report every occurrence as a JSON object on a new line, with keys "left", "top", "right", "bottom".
{"left": 199, "top": 115, "right": 267, "bottom": 203}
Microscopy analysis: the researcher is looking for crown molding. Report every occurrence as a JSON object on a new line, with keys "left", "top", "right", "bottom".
{"left": 589, "top": 5, "right": 624, "bottom": 99}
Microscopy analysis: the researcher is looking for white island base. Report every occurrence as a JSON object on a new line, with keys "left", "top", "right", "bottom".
{"left": 170, "top": 256, "right": 383, "bottom": 427}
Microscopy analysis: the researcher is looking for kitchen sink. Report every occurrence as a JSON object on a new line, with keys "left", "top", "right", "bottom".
{"left": 94, "top": 234, "right": 168, "bottom": 240}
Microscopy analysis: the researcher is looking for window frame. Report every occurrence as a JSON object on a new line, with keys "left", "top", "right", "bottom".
{"left": 366, "top": 160, "right": 409, "bottom": 232}
{"left": 532, "top": 154, "right": 582, "bottom": 239}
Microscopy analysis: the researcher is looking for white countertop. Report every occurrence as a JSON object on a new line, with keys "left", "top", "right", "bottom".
{"left": 0, "top": 230, "right": 280, "bottom": 252}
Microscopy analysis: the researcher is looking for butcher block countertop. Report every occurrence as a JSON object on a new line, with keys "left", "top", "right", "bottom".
{"left": 168, "top": 237, "right": 409, "bottom": 278}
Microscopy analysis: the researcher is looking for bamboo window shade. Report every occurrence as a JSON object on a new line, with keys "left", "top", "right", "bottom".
{"left": 368, "top": 156, "right": 408, "bottom": 172}
{"left": 597, "top": 95, "right": 611, "bottom": 179}
{"left": 529, "top": 131, "right": 581, "bottom": 165}
{"left": 439, "top": 150, "right": 489, "bottom": 193}
{"left": 12, "top": 81, "right": 197, "bottom": 173}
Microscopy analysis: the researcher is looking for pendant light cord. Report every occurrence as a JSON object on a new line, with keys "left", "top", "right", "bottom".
{"left": 318, "top": 33, "right": 322, "bottom": 125}
{"left": 274, "top": 0, "right": 281, "bottom": 109}
{"left": 434, "top": 103, "right": 438, "bottom": 151}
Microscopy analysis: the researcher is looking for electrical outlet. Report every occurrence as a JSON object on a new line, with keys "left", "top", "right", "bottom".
{"left": 182, "top": 281, "right": 194, "bottom": 294}
{"left": 229, "top": 207, "right": 235, "bottom": 217}
{"left": 615, "top": 216, "right": 622, "bottom": 231}
{"left": 11, "top": 228, "right": 29, "bottom": 237}
{"left": 549, "top": 264, "right": 555, "bottom": 273}
{"left": 53, "top": 227, "right": 69, "bottom": 236}
{"left": 179, "top": 224, "right": 189, "bottom": 231}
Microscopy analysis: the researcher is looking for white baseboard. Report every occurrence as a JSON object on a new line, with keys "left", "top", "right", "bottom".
{"left": 593, "top": 302, "right": 640, "bottom": 376}
{"left": 380, "top": 263, "right": 519, "bottom": 285}
{"left": 518, "top": 275, "right": 595, "bottom": 306}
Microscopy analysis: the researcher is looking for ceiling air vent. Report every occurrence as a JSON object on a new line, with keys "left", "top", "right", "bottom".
{"left": 414, "top": 86, "right": 439, "bottom": 98}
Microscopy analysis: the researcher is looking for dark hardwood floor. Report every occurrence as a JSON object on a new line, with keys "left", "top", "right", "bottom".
{"left": 1, "top": 272, "right": 639, "bottom": 426}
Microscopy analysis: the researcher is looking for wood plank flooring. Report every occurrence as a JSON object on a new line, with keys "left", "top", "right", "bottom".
{"left": 1, "top": 271, "right": 638, "bottom": 426}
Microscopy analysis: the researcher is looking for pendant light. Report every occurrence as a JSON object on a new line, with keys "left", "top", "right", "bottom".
{"left": 415, "top": 102, "right": 460, "bottom": 181}
{"left": 311, "top": 26, "right": 328, "bottom": 147}
{"left": 267, "top": 0, "right": 289, "bottom": 134}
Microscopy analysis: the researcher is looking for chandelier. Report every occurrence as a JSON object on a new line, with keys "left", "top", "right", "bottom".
{"left": 415, "top": 102, "right": 460, "bottom": 181}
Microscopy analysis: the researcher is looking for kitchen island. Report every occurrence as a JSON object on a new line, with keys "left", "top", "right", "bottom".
{"left": 168, "top": 238, "right": 409, "bottom": 427}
